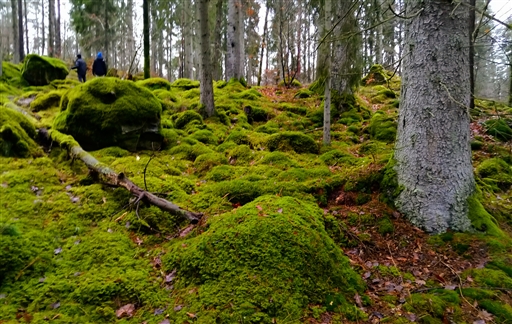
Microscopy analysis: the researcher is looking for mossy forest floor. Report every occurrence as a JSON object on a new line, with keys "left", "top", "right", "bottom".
{"left": 1, "top": 63, "right": 512, "bottom": 323}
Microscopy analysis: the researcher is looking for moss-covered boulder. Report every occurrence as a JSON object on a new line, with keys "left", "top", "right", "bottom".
{"left": 266, "top": 131, "right": 318, "bottom": 154}
{"left": 476, "top": 158, "right": 512, "bottom": 191}
{"left": 174, "top": 110, "right": 203, "bottom": 129}
{"left": 362, "top": 64, "right": 390, "bottom": 85}
{"left": 53, "top": 78, "right": 163, "bottom": 151}
{"left": 163, "top": 196, "right": 365, "bottom": 323}
{"left": 369, "top": 111, "right": 397, "bottom": 143}
{"left": 21, "top": 54, "right": 69, "bottom": 86}
{"left": 0, "top": 106, "right": 42, "bottom": 157}
{"left": 0, "top": 61, "right": 28, "bottom": 88}
{"left": 171, "top": 78, "right": 200, "bottom": 90}
{"left": 136, "top": 77, "right": 172, "bottom": 91}
{"left": 30, "top": 90, "right": 65, "bottom": 111}
{"left": 484, "top": 119, "right": 512, "bottom": 142}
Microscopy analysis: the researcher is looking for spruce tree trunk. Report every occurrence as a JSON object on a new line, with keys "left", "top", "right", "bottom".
{"left": 198, "top": 0, "right": 215, "bottom": 117}
{"left": 395, "top": 0, "right": 474, "bottom": 233}
{"left": 127, "top": 0, "right": 135, "bottom": 69}
{"left": 469, "top": 0, "right": 476, "bottom": 110}
{"left": 17, "top": 0, "right": 25, "bottom": 61}
{"left": 183, "top": 0, "right": 193, "bottom": 79}
{"left": 48, "top": 0, "right": 55, "bottom": 57}
{"left": 41, "top": 0, "right": 45, "bottom": 55}
{"left": 212, "top": 0, "right": 224, "bottom": 81}
{"left": 56, "top": 0, "right": 61, "bottom": 57}
{"left": 323, "top": 0, "right": 332, "bottom": 146}
{"left": 257, "top": 2, "right": 269, "bottom": 86}
{"left": 11, "top": 0, "right": 19, "bottom": 63}
{"left": 226, "top": 0, "right": 241, "bottom": 80}
{"left": 509, "top": 64, "right": 512, "bottom": 107}
{"left": 143, "top": 0, "right": 150, "bottom": 79}
{"left": 24, "top": 0, "right": 29, "bottom": 55}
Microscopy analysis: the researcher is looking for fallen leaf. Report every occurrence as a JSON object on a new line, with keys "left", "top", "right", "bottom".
{"left": 277, "top": 208, "right": 283, "bottom": 213}
{"left": 354, "top": 293, "right": 363, "bottom": 307}
{"left": 154, "top": 308, "right": 165, "bottom": 315}
{"left": 51, "top": 302, "right": 60, "bottom": 309}
{"left": 444, "top": 284, "right": 457, "bottom": 290}
{"left": 179, "top": 225, "right": 195, "bottom": 238}
{"left": 415, "top": 279, "right": 426, "bottom": 286}
{"left": 363, "top": 271, "right": 372, "bottom": 279}
{"left": 159, "top": 320, "right": 171, "bottom": 324}
{"left": 473, "top": 321, "right": 485, "bottom": 324}
{"left": 116, "top": 304, "right": 135, "bottom": 318}
{"left": 186, "top": 312, "right": 197, "bottom": 318}
{"left": 466, "top": 276, "right": 474, "bottom": 283}
{"left": 256, "top": 205, "right": 263, "bottom": 211}
{"left": 405, "top": 312, "right": 417, "bottom": 322}
{"left": 135, "top": 237, "right": 143, "bottom": 245}
{"left": 165, "top": 269, "right": 177, "bottom": 283}
{"left": 54, "top": 247, "right": 62, "bottom": 255}
{"left": 173, "top": 305, "right": 183, "bottom": 311}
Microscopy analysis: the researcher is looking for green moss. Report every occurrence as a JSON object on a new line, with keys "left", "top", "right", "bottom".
{"left": 227, "top": 145, "right": 254, "bottom": 164}
{"left": 279, "top": 103, "right": 308, "bottom": 115}
{"left": 369, "top": 111, "right": 397, "bottom": 143}
{"left": 21, "top": 54, "right": 69, "bottom": 86}
{"left": 339, "top": 109, "right": 363, "bottom": 125}
{"left": 255, "top": 121, "right": 280, "bottom": 134}
{"left": 294, "top": 89, "right": 314, "bottom": 98}
{"left": 319, "top": 150, "right": 358, "bottom": 166}
{"left": 484, "top": 119, "right": 512, "bottom": 142}
{"left": 53, "top": 77, "right": 163, "bottom": 151}
{"left": 153, "top": 89, "right": 178, "bottom": 102}
{"left": 236, "top": 88, "right": 262, "bottom": 100}
{"left": 459, "top": 288, "right": 496, "bottom": 300}
{"left": 175, "top": 110, "right": 204, "bottom": 129}
{"left": 377, "top": 217, "right": 394, "bottom": 235}
{"left": 266, "top": 131, "right": 318, "bottom": 154}
{"left": 30, "top": 89, "right": 65, "bottom": 112}
{"left": 362, "top": 64, "right": 390, "bottom": 85}
{"left": 194, "top": 152, "right": 228, "bottom": 173}
{"left": 171, "top": 78, "right": 200, "bottom": 90}
{"left": 476, "top": 158, "right": 512, "bottom": 191}
{"left": 259, "top": 151, "right": 299, "bottom": 169}
{"left": 49, "top": 79, "right": 80, "bottom": 89}
{"left": 189, "top": 129, "right": 218, "bottom": 145}
{"left": 0, "top": 106, "right": 42, "bottom": 157}
{"left": 465, "top": 268, "right": 512, "bottom": 289}
{"left": 403, "top": 290, "right": 461, "bottom": 320}
{"left": 380, "top": 157, "right": 402, "bottom": 207}
{"left": 471, "top": 140, "right": 484, "bottom": 150}
{"left": 162, "top": 196, "right": 365, "bottom": 322}
{"left": 278, "top": 78, "right": 302, "bottom": 88}
{"left": 0, "top": 61, "right": 29, "bottom": 88}
{"left": 467, "top": 194, "right": 505, "bottom": 237}
{"left": 135, "top": 77, "right": 171, "bottom": 91}
{"left": 225, "top": 130, "right": 250, "bottom": 145}
{"left": 169, "top": 143, "right": 213, "bottom": 161}
{"left": 479, "top": 299, "right": 512, "bottom": 322}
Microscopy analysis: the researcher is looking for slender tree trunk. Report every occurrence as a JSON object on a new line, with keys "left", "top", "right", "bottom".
{"left": 104, "top": 0, "right": 109, "bottom": 63}
{"left": 48, "top": 0, "right": 55, "bottom": 57}
{"left": 374, "top": 0, "right": 382, "bottom": 64}
{"left": 150, "top": 0, "right": 158, "bottom": 73}
{"left": 212, "top": 0, "right": 224, "bottom": 80}
{"left": 41, "top": 0, "right": 45, "bottom": 55}
{"left": 238, "top": 0, "right": 245, "bottom": 79}
{"left": 183, "top": 0, "right": 193, "bottom": 79}
{"left": 226, "top": 0, "right": 242, "bottom": 80}
{"left": 509, "top": 64, "right": 512, "bottom": 107}
{"left": 143, "top": 0, "right": 150, "bottom": 79}
{"left": 127, "top": 0, "right": 134, "bottom": 70}
{"left": 11, "top": 0, "right": 20, "bottom": 63}
{"left": 198, "top": 0, "right": 215, "bottom": 117}
{"left": 469, "top": 0, "right": 476, "bottom": 110}
{"left": 257, "top": 2, "right": 269, "bottom": 86}
{"left": 56, "top": 0, "right": 61, "bottom": 57}
{"left": 323, "top": 0, "right": 332, "bottom": 146}
{"left": 395, "top": 0, "right": 473, "bottom": 233}
{"left": 24, "top": 0, "right": 29, "bottom": 55}
{"left": 17, "top": 0, "right": 25, "bottom": 61}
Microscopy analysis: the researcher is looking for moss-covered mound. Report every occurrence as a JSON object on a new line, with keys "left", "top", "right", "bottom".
{"left": 21, "top": 54, "right": 69, "bottom": 86}
{"left": 369, "top": 111, "right": 397, "bottom": 143}
{"left": 484, "top": 119, "right": 512, "bottom": 142}
{"left": 136, "top": 77, "right": 171, "bottom": 91}
{"left": 171, "top": 78, "right": 200, "bottom": 90}
{"left": 163, "top": 196, "right": 365, "bottom": 323}
{"left": 476, "top": 158, "right": 512, "bottom": 191}
{"left": 53, "top": 78, "right": 163, "bottom": 151}
{"left": 362, "top": 64, "right": 390, "bottom": 85}
{"left": 0, "top": 106, "right": 41, "bottom": 157}
{"left": 30, "top": 90, "right": 65, "bottom": 112}
{"left": 0, "top": 61, "right": 28, "bottom": 88}
{"left": 266, "top": 131, "right": 319, "bottom": 154}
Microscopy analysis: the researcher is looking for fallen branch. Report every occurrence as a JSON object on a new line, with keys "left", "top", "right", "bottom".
{"left": 40, "top": 128, "right": 202, "bottom": 224}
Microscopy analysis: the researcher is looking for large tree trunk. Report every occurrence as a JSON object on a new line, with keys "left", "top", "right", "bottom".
{"left": 17, "top": 0, "right": 25, "bottom": 61}
{"left": 212, "top": 0, "right": 224, "bottom": 81}
{"left": 226, "top": 0, "right": 242, "bottom": 80}
{"left": 323, "top": 0, "right": 332, "bottom": 146}
{"left": 42, "top": 129, "right": 203, "bottom": 224}
{"left": 198, "top": 0, "right": 215, "bottom": 117}
{"left": 143, "top": 0, "right": 150, "bottom": 79}
{"left": 11, "top": 0, "right": 20, "bottom": 63}
{"left": 395, "top": 0, "right": 474, "bottom": 233}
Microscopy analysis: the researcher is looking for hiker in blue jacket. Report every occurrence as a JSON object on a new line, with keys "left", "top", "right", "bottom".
{"left": 92, "top": 52, "right": 107, "bottom": 77}
{"left": 71, "top": 54, "right": 87, "bottom": 82}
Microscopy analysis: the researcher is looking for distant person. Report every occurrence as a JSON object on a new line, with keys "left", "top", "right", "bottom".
{"left": 71, "top": 54, "right": 87, "bottom": 82}
{"left": 92, "top": 52, "right": 107, "bottom": 77}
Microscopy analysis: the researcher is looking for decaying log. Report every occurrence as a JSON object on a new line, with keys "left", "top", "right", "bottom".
{"left": 40, "top": 128, "right": 202, "bottom": 224}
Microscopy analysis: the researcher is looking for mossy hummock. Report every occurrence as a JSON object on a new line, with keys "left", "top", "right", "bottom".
{"left": 53, "top": 77, "right": 163, "bottom": 151}
{"left": 21, "top": 54, "right": 69, "bottom": 86}
{"left": 0, "top": 106, "right": 42, "bottom": 157}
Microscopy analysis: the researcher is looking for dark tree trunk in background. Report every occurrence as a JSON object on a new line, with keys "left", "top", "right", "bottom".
{"left": 198, "top": 0, "right": 215, "bottom": 117}
{"left": 48, "top": 0, "right": 55, "bottom": 56}
{"left": 469, "top": 0, "right": 476, "bottom": 110}
{"left": 143, "top": 0, "right": 150, "bottom": 79}
{"left": 395, "top": 0, "right": 474, "bottom": 233}
{"left": 41, "top": 0, "right": 46, "bottom": 55}
{"left": 24, "top": 0, "right": 29, "bottom": 55}
{"left": 509, "top": 65, "right": 512, "bottom": 107}
{"left": 11, "top": 0, "right": 20, "bottom": 63}
{"left": 227, "top": 0, "right": 242, "bottom": 80}
{"left": 56, "top": 0, "right": 61, "bottom": 57}
{"left": 323, "top": 0, "right": 332, "bottom": 146}
{"left": 212, "top": 0, "right": 225, "bottom": 80}
{"left": 17, "top": 0, "right": 25, "bottom": 61}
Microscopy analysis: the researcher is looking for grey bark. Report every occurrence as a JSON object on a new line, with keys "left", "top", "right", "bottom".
{"left": 238, "top": 0, "right": 245, "bottom": 79}
{"left": 395, "top": 0, "right": 474, "bottom": 233}
{"left": 24, "top": 0, "right": 29, "bottom": 55}
{"left": 374, "top": 0, "right": 382, "bottom": 64}
{"left": 11, "top": 0, "right": 19, "bottom": 63}
{"left": 183, "top": 0, "right": 194, "bottom": 79}
{"left": 257, "top": 2, "right": 269, "bottom": 86}
{"left": 226, "top": 0, "right": 242, "bottom": 79}
{"left": 323, "top": 0, "right": 332, "bottom": 145}
{"left": 198, "top": 0, "right": 215, "bottom": 117}
{"left": 48, "top": 0, "right": 55, "bottom": 56}
{"left": 56, "top": 0, "right": 61, "bottom": 57}
{"left": 127, "top": 0, "right": 135, "bottom": 68}
{"left": 41, "top": 0, "right": 45, "bottom": 55}
{"left": 212, "top": 0, "right": 224, "bottom": 80}
{"left": 18, "top": 0, "right": 25, "bottom": 61}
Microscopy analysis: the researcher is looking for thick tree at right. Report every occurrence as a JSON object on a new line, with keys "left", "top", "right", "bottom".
{"left": 395, "top": 0, "right": 474, "bottom": 233}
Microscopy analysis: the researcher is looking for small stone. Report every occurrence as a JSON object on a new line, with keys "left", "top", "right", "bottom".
{"left": 54, "top": 247, "right": 62, "bottom": 255}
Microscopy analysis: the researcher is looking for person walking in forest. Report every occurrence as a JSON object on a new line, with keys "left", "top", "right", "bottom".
{"left": 92, "top": 52, "right": 107, "bottom": 77}
{"left": 71, "top": 54, "right": 87, "bottom": 82}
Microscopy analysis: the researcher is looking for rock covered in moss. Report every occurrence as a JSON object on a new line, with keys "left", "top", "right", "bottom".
{"left": 266, "top": 131, "right": 318, "bottom": 154}
{"left": 171, "top": 78, "right": 200, "bottom": 90}
{"left": 30, "top": 90, "right": 65, "bottom": 111}
{"left": 21, "top": 54, "right": 69, "bottom": 86}
{"left": 0, "top": 61, "right": 28, "bottom": 88}
{"left": 163, "top": 196, "right": 365, "bottom": 322}
{"left": 0, "top": 106, "right": 42, "bottom": 157}
{"left": 362, "top": 64, "right": 390, "bottom": 85}
{"left": 49, "top": 79, "right": 80, "bottom": 89}
{"left": 136, "top": 77, "right": 171, "bottom": 91}
{"left": 53, "top": 77, "right": 163, "bottom": 151}
{"left": 369, "top": 111, "right": 397, "bottom": 143}
{"left": 174, "top": 110, "right": 203, "bottom": 129}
